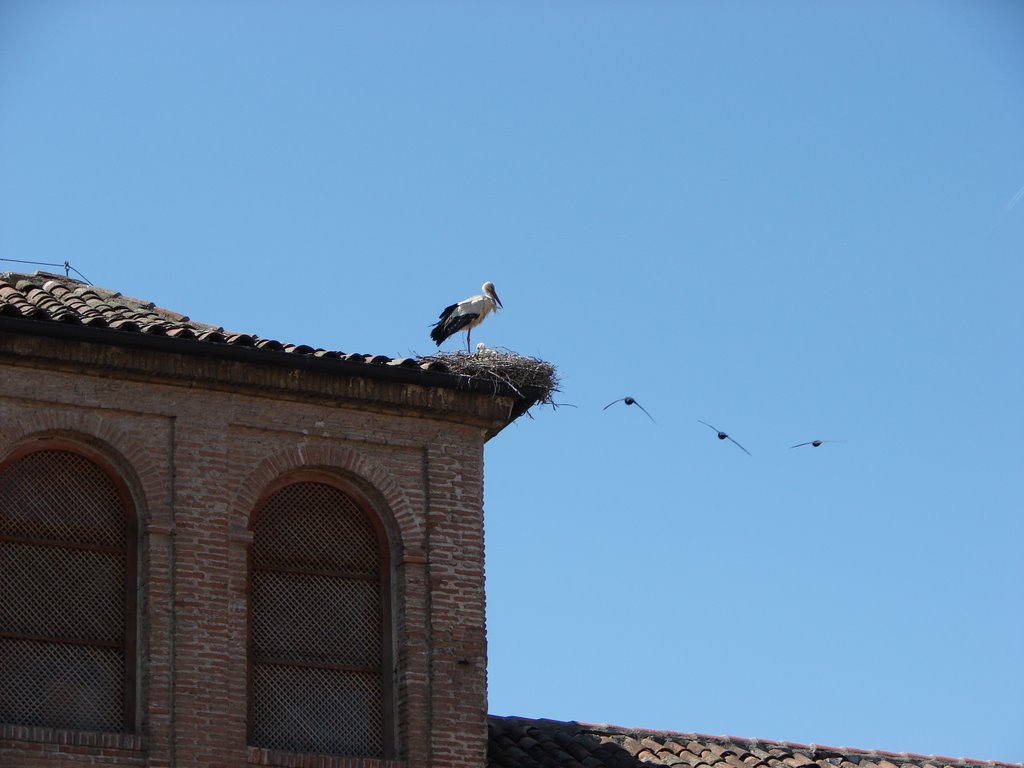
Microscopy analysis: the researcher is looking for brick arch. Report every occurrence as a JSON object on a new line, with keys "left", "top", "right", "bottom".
{"left": 231, "top": 443, "right": 421, "bottom": 555}
{"left": 0, "top": 411, "right": 162, "bottom": 528}
{"left": 0, "top": 426, "right": 144, "bottom": 732}
{"left": 239, "top": 445, "right": 416, "bottom": 759}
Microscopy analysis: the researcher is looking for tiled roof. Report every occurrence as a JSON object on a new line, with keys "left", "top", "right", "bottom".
{"left": 0, "top": 271, "right": 446, "bottom": 372}
{"left": 487, "top": 717, "right": 1017, "bottom": 768}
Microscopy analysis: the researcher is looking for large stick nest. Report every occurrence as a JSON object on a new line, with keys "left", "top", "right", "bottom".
{"left": 419, "top": 348, "right": 561, "bottom": 409}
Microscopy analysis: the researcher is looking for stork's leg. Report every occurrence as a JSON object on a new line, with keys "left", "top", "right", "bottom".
{"left": 466, "top": 328, "right": 471, "bottom": 353}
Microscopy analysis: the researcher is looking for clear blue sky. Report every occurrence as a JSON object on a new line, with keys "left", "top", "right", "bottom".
{"left": 2, "top": 1, "right": 1022, "bottom": 762}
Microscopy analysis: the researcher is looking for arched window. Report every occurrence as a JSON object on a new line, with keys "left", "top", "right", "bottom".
{"left": 249, "top": 477, "right": 392, "bottom": 758}
{"left": 0, "top": 446, "right": 136, "bottom": 732}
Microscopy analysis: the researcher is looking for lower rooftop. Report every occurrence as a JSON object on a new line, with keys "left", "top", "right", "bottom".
{"left": 487, "top": 716, "right": 1017, "bottom": 768}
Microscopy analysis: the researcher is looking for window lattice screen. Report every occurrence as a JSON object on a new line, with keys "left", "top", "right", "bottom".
{"left": 250, "top": 481, "right": 386, "bottom": 757}
{"left": 0, "top": 449, "right": 129, "bottom": 732}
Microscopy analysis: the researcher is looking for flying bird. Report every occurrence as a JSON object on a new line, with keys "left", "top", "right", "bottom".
{"left": 790, "top": 439, "right": 842, "bottom": 449}
{"left": 603, "top": 396, "right": 655, "bottom": 422}
{"left": 430, "top": 282, "right": 503, "bottom": 352}
{"left": 698, "top": 420, "right": 751, "bottom": 456}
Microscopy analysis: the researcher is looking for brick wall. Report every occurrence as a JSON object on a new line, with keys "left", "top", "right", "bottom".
{"left": 0, "top": 336, "right": 511, "bottom": 768}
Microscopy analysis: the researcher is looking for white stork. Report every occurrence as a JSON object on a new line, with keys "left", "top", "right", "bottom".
{"left": 430, "top": 282, "right": 502, "bottom": 352}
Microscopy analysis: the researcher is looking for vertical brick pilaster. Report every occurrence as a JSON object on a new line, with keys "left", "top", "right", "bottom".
{"left": 170, "top": 405, "right": 246, "bottom": 767}
{"left": 423, "top": 435, "right": 489, "bottom": 767}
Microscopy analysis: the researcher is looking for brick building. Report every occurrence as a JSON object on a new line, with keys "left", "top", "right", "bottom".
{"left": 0, "top": 271, "right": 545, "bottom": 768}
{"left": 0, "top": 273, "right": 1014, "bottom": 768}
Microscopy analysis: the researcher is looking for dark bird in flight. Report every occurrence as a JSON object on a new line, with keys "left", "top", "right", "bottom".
{"left": 430, "top": 281, "right": 502, "bottom": 352}
{"left": 698, "top": 420, "right": 751, "bottom": 456}
{"left": 603, "top": 396, "right": 655, "bottom": 422}
{"left": 790, "top": 439, "right": 842, "bottom": 449}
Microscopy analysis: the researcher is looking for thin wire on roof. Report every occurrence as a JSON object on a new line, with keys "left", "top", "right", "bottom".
{"left": 0, "top": 259, "right": 92, "bottom": 285}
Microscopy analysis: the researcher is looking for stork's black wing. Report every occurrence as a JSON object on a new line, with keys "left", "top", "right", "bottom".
{"left": 430, "top": 304, "right": 480, "bottom": 345}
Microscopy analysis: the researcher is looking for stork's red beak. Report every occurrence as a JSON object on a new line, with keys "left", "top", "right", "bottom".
{"left": 490, "top": 287, "right": 502, "bottom": 309}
